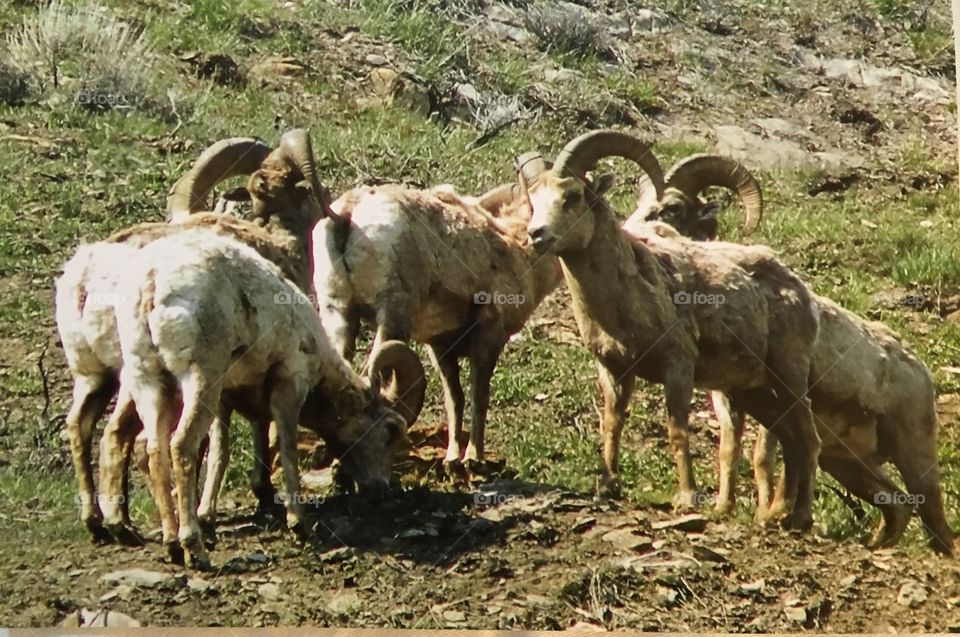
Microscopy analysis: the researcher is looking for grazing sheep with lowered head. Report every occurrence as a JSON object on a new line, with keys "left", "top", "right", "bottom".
{"left": 110, "top": 228, "right": 414, "bottom": 569}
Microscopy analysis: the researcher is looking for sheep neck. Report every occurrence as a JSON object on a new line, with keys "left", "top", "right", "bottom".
{"left": 555, "top": 205, "right": 681, "bottom": 377}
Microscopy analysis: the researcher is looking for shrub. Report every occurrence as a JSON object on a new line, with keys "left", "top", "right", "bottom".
{"left": 5, "top": 1, "right": 200, "bottom": 119}
{"left": 522, "top": 2, "right": 609, "bottom": 59}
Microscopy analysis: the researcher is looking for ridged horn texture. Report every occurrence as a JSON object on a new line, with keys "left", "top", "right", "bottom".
{"left": 368, "top": 340, "right": 427, "bottom": 426}
{"left": 665, "top": 154, "right": 763, "bottom": 235}
{"left": 517, "top": 151, "right": 549, "bottom": 183}
{"left": 274, "top": 128, "right": 339, "bottom": 220}
{"left": 166, "top": 138, "right": 273, "bottom": 221}
{"left": 553, "top": 129, "right": 665, "bottom": 198}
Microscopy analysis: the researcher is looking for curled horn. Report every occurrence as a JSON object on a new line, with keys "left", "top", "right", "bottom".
{"left": 166, "top": 138, "right": 273, "bottom": 222}
{"left": 368, "top": 340, "right": 427, "bottom": 426}
{"left": 516, "top": 150, "right": 550, "bottom": 201}
{"left": 665, "top": 154, "right": 763, "bottom": 235}
{"left": 477, "top": 183, "right": 520, "bottom": 212}
{"left": 274, "top": 128, "right": 339, "bottom": 221}
{"left": 553, "top": 129, "right": 665, "bottom": 198}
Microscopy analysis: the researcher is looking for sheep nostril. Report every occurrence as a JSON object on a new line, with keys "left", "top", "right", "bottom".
{"left": 528, "top": 226, "right": 549, "bottom": 243}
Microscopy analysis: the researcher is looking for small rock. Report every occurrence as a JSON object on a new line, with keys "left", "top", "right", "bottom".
{"left": 544, "top": 67, "right": 581, "bottom": 83}
{"left": 839, "top": 575, "right": 858, "bottom": 588}
{"left": 633, "top": 8, "right": 668, "bottom": 32}
{"left": 570, "top": 621, "right": 606, "bottom": 632}
{"left": 247, "top": 552, "right": 270, "bottom": 563}
{"left": 784, "top": 605, "right": 808, "bottom": 623}
{"left": 572, "top": 516, "right": 597, "bottom": 532}
{"left": 651, "top": 514, "right": 708, "bottom": 533}
{"left": 100, "top": 568, "right": 182, "bottom": 590}
{"left": 327, "top": 590, "right": 362, "bottom": 614}
{"left": 258, "top": 582, "right": 281, "bottom": 601}
{"left": 656, "top": 585, "right": 678, "bottom": 606}
{"left": 601, "top": 528, "right": 653, "bottom": 552}
{"left": 365, "top": 54, "right": 388, "bottom": 66}
{"left": 318, "top": 546, "right": 354, "bottom": 563}
{"left": 442, "top": 609, "right": 467, "bottom": 623}
{"left": 187, "top": 577, "right": 216, "bottom": 593}
{"left": 739, "top": 579, "right": 766, "bottom": 595}
{"left": 60, "top": 608, "right": 141, "bottom": 627}
{"left": 897, "top": 580, "right": 928, "bottom": 608}
{"left": 249, "top": 56, "right": 307, "bottom": 84}
{"left": 453, "top": 82, "right": 480, "bottom": 104}
{"left": 692, "top": 544, "right": 728, "bottom": 563}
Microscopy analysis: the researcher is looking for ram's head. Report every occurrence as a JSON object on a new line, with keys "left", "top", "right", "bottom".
{"left": 165, "top": 129, "right": 336, "bottom": 230}
{"left": 522, "top": 130, "right": 666, "bottom": 254}
{"left": 625, "top": 154, "right": 763, "bottom": 241}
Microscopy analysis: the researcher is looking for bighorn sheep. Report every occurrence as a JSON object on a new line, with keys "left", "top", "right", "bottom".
{"left": 109, "top": 228, "right": 416, "bottom": 569}
{"left": 309, "top": 162, "right": 586, "bottom": 473}
{"left": 630, "top": 187, "right": 954, "bottom": 555}
{"left": 624, "top": 154, "right": 765, "bottom": 512}
{"left": 523, "top": 129, "right": 822, "bottom": 530}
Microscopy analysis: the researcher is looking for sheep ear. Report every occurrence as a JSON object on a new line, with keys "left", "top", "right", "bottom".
{"left": 593, "top": 173, "right": 616, "bottom": 196}
{"left": 222, "top": 187, "right": 251, "bottom": 202}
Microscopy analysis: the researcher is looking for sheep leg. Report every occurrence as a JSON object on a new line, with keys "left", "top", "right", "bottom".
{"left": 888, "top": 418, "right": 955, "bottom": 555}
{"left": 595, "top": 362, "right": 636, "bottom": 499}
{"left": 713, "top": 390, "right": 745, "bottom": 514}
{"left": 197, "top": 405, "right": 231, "bottom": 543}
{"left": 663, "top": 371, "right": 697, "bottom": 510}
{"left": 65, "top": 374, "right": 115, "bottom": 542}
{"left": 818, "top": 454, "right": 912, "bottom": 550}
{"left": 98, "top": 387, "right": 145, "bottom": 545}
{"left": 250, "top": 418, "right": 278, "bottom": 512}
{"left": 758, "top": 356, "right": 820, "bottom": 531}
{"left": 463, "top": 342, "right": 503, "bottom": 472}
{"left": 751, "top": 426, "right": 778, "bottom": 522}
{"left": 268, "top": 377, "right": 310, "bottom": 540}
{"left": 119, "top": 426, "right": 138, "bottom": 527}
{"left": 730, "top": 387, "right": 802, "bottom": 526}
{"left": 169, "top": 367, "right": 219, "bottom": 571}
{"left": 428, "top": 343, "right": 466, "bottom": 469}
{"left": 125, "top": 368, "right": 182, "bottom": 564}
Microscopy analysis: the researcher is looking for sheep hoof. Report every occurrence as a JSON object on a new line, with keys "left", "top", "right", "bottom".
{"left": 166, "top": 541, "right": 185, "bottom": 566}
{"left": 183, "top": 540, "right": 212, "bottom": 571}
{"left": 930, "top": 536, "right": 955, "bottom": 557}
{"left": 779, "top": 512, "right": 813, "bottom": 532}
{"left": 290, "top": 519, "right": 314, "bottom": 544}
{"left": 464, "top": 458, "right": 489, "bottom": 478}
{"left": 443, "top": 459, "right": 467, "bottom": 482}
{"left": 672, "top": 490, "right": 697, "bottom": 512}
{"left": 598, "top": 477, "right": 622, "bottom": 500}
{"left": 87, "top": 520, "right": 114, "bottom": 545}
{"left": 199, "top": 517, "right": 218, "bottom": 550}
{"left": 104, "top": 522, "right": 145, "bottom": 547}
{"left": 714, "top": 500, "right": 734, "bottom": 516}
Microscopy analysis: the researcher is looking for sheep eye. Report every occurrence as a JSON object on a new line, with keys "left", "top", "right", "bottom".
{"left": 563, "top": 190, "right": 583, "bottom": 206}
